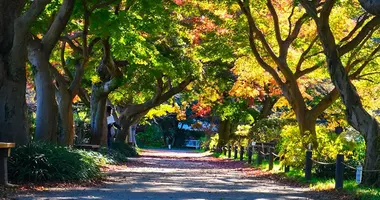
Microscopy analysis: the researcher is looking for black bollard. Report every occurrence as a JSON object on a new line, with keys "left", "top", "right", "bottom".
{"left": 269, "top": 148, "right": 274, "bottom": 170}
{"left": 228, "top": 145, "right": 231, "bottom": 158}
{"left": 223, "top": 146, "right": 227, "bottom": 156}
{"left": 234, "top": 146, "right": 238, "bottom": 159}
{"left": 305, "top": 150, "right": 312, "bottom": 181}
{"left": 240, "top": 146, "right": 244, "bottom": 161}
{"left": 248, "top": 146, "right": 252, "bottom": 164}
{"left": 335, "top": 154, "right": 344, "bottom": 190}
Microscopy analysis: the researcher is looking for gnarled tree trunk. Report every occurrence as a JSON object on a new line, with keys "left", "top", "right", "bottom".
{"left": 56, "top": 87, "right": 74, "bottom": 145}
{"left": 0, "top": 0, "right": 52, "bottom": 144}
{"left": 301, "top": 0, "right": 380, "bottom": 186}
{"left": 218, "top": 119, "right": 231, "bottom": 148}
{"left": 28, "top": 42, "right": 58, "bottom": 143}
{"left": 90, "top": 86, "right": 108, "bottom": 145}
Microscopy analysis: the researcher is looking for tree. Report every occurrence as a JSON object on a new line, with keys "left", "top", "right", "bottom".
{"left": 300, "top": 0, "right": 380, "bottom": 186}
{"left": 28, "top": 0, "right": 75, "bottom": 144}
{"left": 0, "top": 1, "right": 52, "bottom": 145}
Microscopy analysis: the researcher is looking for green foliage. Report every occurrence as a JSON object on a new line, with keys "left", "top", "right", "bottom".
{"left": 9, "top": 142, "right": 102, "bottom": 183}
{"left": 8, "top": 141, "right": 137, "bottom": 183}
{"left": 209, "top": 133, "right": 219, "bottom": 149}
{"left": 109, "top": 142, "right": 139, "bottom": 158}
{"left": 136, "top": 125, "right": 164, "bottom": 148}
{"left": 278, "top": 125, "right": 363, "bottom": 169}
{"left": 250, "top": 118, "right": 296, "bottom": 142}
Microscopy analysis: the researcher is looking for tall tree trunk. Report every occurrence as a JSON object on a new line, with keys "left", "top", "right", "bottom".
{"left": 0, "top": 78, "right": 29, "bottom": 144}
{"left": 218, "top": 120, "right": 231, "bottom": 147}
{"left": 28, "top": 44, "right": 58, "bottom": 143}
{"left": 56, "top": 89, "right": 74, "bottom": 145}
{"left": 301, "top": 0, "right": 380, "bottom": 186}
{"left": 90, "top": 86, "right": 107, "bottom": 145}
{"left": 0, "top": 0, "right": 51, "bottom": 144}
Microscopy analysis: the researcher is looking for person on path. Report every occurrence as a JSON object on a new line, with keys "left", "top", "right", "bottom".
{"left": 106, "top": 106, "right": 121, "bottom": 150}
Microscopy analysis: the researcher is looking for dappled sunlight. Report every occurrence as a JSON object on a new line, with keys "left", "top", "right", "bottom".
{"left": 14, "top": 149, "right": 336, "bottom": 200}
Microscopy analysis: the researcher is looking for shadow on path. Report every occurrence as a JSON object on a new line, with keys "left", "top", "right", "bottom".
{"left": 13, "top": 149, "right": 347, "bottom": 200}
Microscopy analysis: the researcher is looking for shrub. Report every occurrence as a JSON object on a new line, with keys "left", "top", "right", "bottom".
{"left": 8, "top": 142, "right": 103, "bottom": 183}
{"left": 208, "top": 133, "right": 219, "bottom": 149}
{"left": 136, "top": 124, "right": 164, "bottom": 147}
{"left": 110, "top": 142, "right": 139, "bottom": 157}
{"left": 278, "top": 125, "right": 363, "bottom": 172}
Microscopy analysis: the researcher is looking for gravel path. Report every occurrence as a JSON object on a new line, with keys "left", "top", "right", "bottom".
{"left": 13, "top": 149, "right": 341, "bottom": 200}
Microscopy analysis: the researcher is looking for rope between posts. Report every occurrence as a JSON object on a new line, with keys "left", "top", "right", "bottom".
{"left": 341, "top": 162, "right": 356, "bottom": 170}
{"left": 259, "top": 151, "right": 270, "bottom": 156}
{"left": 310, "top": 158, "right": 335, "bottom": 165}
{"left": 341, "top": 162, "right": 380, "bottom": 172}
{"left": 272, "top": 152, "right": 280, "bottom": 158}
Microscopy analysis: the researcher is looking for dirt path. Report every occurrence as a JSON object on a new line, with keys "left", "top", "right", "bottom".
{"left": 13, "top": 149, "right": 345, "bottom": 200}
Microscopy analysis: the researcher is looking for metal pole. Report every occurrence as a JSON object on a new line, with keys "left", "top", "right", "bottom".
{"left": 305, "top": 150, "right": 312, "bottom": 181}
{"left": 335, "top": 154, "right": 344, "bottom": 189}
{"left": 223, "top": 146, "right": 227, "bottom": 156}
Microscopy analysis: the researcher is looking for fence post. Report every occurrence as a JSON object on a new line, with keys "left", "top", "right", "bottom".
{"left": 284, "top": 165, "right": 290, "bottom": 173}
{"left": 305, "top": 150, "right": 312, "bottom": 181}
{"left": 227, "top": 145, "right": 231, "bottom": 158}
{"left": 256, "top": 150, "right": 262, "bottom": 165}
{"left": 335, "top": 154, "right": 344, "bottom": 190}
{"left": 269, "top": 148, "right": 274, "bottom": 170}
{"left": 234, "top": 146, "right": 238, "bottom": 159}
{"left": 240, "top": 146, "right": 244, "bottom": 161}
{"left": 248, "top": 146, "right": 252, "bottom": 164}
{"left": 223, "top": 146, "right": 227, "bottom": 156}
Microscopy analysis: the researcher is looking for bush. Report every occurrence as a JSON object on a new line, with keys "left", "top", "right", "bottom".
{"left": 110, "top": 142, "right": 139, "bottom": 157}
{"left": 136, "top": 125, "right": 164, "bottom": 147}
{"left": 278, "top": 125, "right": 363, "bottom": 175}
{"left": 9, "top": 142, "right": 103, "bottom": 183}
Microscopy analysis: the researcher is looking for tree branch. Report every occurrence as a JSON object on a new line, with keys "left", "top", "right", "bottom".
{"left": 266, "top": 0, "right": 282, "bottom": 44}
{"left": 339, "top": 17, "right": 380, "bottom": 56}
{"left": 308, "top": 88, "right": 339, "bottom": 120}
{"left": 295, "top": 36, "right": 318, "bottom": 72}
{"left": 237, "top": 0, "right": 283, "bottom": 86}
{"left": 295, "top": 63, "right": 322, "bottom": 79}
{"left": 59, "top": 36, "right": 83, "bottom": 53}
{"left": 339, "top": 13, "right": 369, "bottom": 44}
{"left": 42, "top": 0, "right": 75, "bottom": 54}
